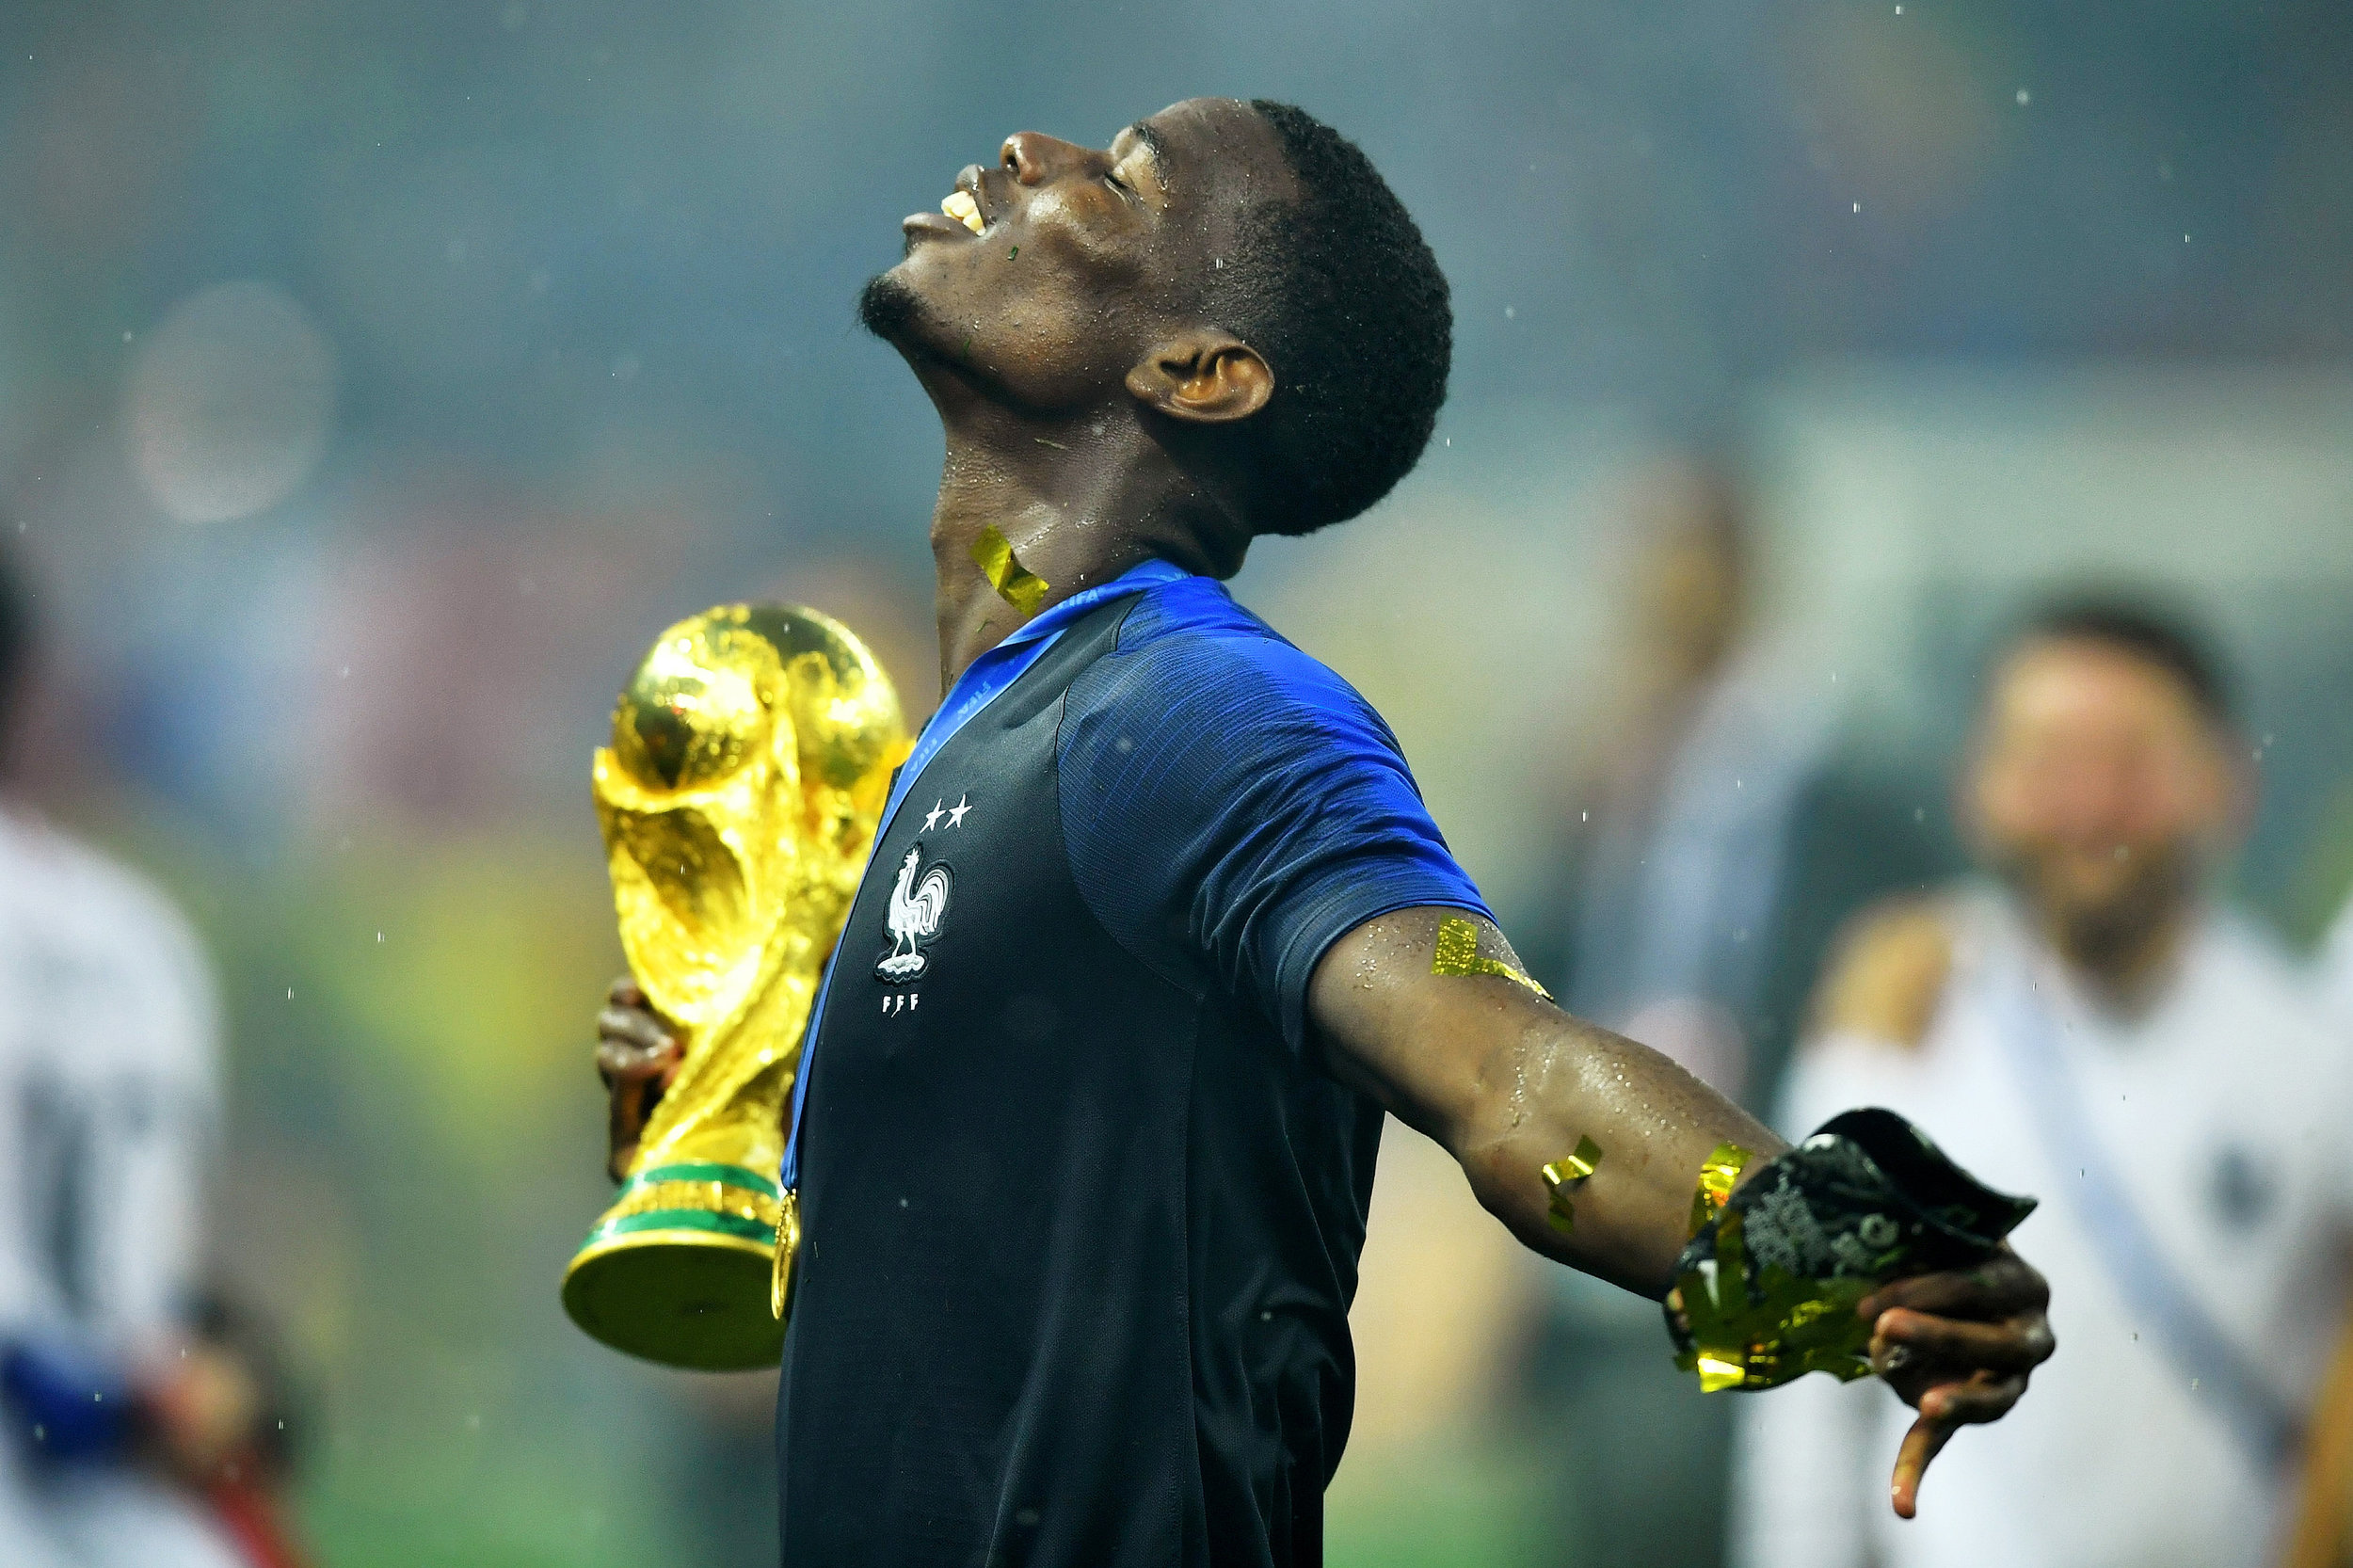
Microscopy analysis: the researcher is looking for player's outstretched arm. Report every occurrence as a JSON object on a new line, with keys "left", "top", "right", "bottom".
{"left": 1305, "top": 905, "right": 2053, "bottom": 1517}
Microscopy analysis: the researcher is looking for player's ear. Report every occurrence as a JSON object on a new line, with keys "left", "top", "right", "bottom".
{"left": 1126, "top": 328, "right": 1273, "bottom": 424}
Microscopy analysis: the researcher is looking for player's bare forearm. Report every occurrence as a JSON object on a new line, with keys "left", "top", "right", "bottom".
{"left": 1307, "top": 906, "right": 1784, "bottom": 1297}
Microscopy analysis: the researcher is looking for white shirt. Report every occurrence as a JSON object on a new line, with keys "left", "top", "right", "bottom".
{"left": 0, "top": 804, "right": 235, "bottom": 1568}
{"left": 2322, "top": 898, "right": 2353, "bottom": 1027}
{"left": 1733, "top": 888, "right": 2353, "bottom": 1568}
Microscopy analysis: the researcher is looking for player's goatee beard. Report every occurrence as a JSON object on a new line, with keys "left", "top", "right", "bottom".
{"left": 856, "top": 272, "right": 924, "bottom": 341}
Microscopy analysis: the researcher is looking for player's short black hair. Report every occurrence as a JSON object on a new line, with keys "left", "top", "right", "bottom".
{"left": 2007, "top": 592, "right": 2237, "bottom": 729}
{"left": 1226, "top": 102, "right": 1450, "bottom": 536}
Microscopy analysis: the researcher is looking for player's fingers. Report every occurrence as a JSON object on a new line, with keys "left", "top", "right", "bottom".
{"left": 1917, "top": 1371, "right": 2028, "bottom": 1426}
{"left": 595, "top": 1035, "right": 673, "bottom": 1075}
{"left": 1859, "top": 1253, "right": 2046, "bottom": 1322}
{"left": 596, "top": 1039, "right": 679, "bottom": 1093}
{"left": 1872, "top": 1307, "right": 2054, "bottom": 1372}
{"left": 1888, "top": 1414, "right": 1957, "bottom": 1520}
{"left": 598, "top": 1005, "right": 676, "bottom": 1056}
{"left": 608, "top": 974, "right": 646, "bottom": 1007}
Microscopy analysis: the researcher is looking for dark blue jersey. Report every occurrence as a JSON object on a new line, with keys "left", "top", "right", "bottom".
{"left": 776, "top": 564, "right": 1488, "bottom": 1568}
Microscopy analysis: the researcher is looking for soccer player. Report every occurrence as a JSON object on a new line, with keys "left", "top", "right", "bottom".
{"left": 594, "top": 98, "right": 2054, "bottom": 1568}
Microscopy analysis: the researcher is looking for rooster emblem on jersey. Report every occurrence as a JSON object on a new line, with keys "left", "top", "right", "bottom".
{"left": 875, "top": 844, "right": 952, "bottom": 982}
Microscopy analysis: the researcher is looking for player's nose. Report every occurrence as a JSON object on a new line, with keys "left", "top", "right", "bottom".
{"left": 1000, "top": 131, "right": 1102, "bottom": 186}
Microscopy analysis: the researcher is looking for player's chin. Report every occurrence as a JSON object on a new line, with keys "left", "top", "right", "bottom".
{"left": 856, "top": 264, "right": 990, "bottom": 373}
{"left": 856, "top": 268, "right": 933, "bottom": 344}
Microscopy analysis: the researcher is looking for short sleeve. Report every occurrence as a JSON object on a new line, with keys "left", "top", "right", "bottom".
{"left": 1057, "top": 609, "right": 1489, "bottom": 1055}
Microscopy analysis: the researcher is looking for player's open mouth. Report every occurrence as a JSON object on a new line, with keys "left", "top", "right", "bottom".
{"left": 901, "top": 173, "right": 989, "bottom": 244}
{"left": 940, "top": 189, "right": 984, "bottom": 234}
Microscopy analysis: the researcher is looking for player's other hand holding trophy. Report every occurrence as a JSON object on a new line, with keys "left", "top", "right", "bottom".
{"left": 563, "top": 604, "right": 907, "bottom": 1369}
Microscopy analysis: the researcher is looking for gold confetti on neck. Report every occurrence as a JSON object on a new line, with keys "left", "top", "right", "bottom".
{"left": 1541, "top": 1134, "right": 1604, "bottom": 1232}
{"left": 971, "top": 523, "right": 1049, "bottom": 616}
{"left": 1688, "top": 1141, "right": 1753, "bottom": 1239}
{"left": 1431, "top": 914, "right": 1552, "bottom": 999}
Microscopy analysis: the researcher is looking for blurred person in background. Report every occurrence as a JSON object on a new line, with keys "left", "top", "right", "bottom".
{"left": 1735, "top": 598, "right": 2351, "bottom": 1568}
{"left": 2321, "top": 894, "right": 2353, "bottom": 1024}
{"left": 2281, "top": 886, "right": 2353, "bottom": 1568}
{"left": 0, "top": 540, "right": 306, "bottom": 1568}
{"left": 1513, "top": 456, "right": 1953, "bottom": 1568}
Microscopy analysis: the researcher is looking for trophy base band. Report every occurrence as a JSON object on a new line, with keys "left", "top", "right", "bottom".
{"left": 562, "top": 1162, "right": 788, "bottom": 1370}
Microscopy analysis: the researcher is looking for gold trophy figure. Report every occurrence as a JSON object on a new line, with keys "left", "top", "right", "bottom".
{"left": 562, "top": 604, "right": 908, "bottom": 1369}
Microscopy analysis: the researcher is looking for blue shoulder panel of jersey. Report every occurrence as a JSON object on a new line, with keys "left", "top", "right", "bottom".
{"left": 1057, "top": 575, "right": 1492, "bottom": 1055}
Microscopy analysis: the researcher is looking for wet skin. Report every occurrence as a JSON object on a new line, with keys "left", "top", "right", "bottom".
{"left": 597, "top": 98, "right": 2055, "bottom": 1520}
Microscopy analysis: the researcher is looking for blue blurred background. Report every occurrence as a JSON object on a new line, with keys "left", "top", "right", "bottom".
{"left": 4, "top": 2, "right": 2352, "bottom": 1563}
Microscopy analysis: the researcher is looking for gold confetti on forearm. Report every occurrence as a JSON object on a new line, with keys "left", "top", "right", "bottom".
{"left": 970, "top": 523, "right": 1049, "bottom": 616}
{"left": 1541, "top": 1134, "right": 1604, "bottom": 1233}
{"left": 1688, "top": 1141, "right": 1753, "bottom": 1239}
{"left": 1432, "top": 915, "right": 1552, "bottom": 999}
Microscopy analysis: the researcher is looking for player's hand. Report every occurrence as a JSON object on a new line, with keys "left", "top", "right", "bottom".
{"left": 1861, "top": 1247, "right": 2054, "bottom": 1519}
{"left": 139, "top": 1342, "right": 262, "bottom": 1489}
{"left": 597, "top": 975, "right": 681, "bottom": 1182}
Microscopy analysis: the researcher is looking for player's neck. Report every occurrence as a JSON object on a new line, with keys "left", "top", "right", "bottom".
{"left": 926, "top": 399, "right": 1244, "bottom": 694}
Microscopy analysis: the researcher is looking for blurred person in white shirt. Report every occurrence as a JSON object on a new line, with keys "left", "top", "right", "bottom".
{"left": 1734, "top": 596, "right": 2353, "bottom": 1568}
{"left": 2320, "top": 898, "right": 2353, "bottom": 1025}
{"left": 2280, "top": 888, "right": 2353, "bottom": 1568}
{"left": 0, "top": 543, "right": 300, "bottom": 1568}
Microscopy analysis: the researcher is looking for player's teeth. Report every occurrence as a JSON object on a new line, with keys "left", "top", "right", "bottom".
{"left": 941, "top": 190, "right": 984, "bottom": 234}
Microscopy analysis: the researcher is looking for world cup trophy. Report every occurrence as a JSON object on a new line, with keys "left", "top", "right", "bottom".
{"left": 561, "top": 603, "right": 908, "bottom": 1369}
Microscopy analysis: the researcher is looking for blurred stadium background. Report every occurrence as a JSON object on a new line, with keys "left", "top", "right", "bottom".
{"left": 3, "top": 2, "right": 2351, "bottom": 1563}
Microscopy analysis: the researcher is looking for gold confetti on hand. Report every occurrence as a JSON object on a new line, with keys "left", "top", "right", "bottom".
{"left": 1541, "top": 1134, "right": 1603, "bottom": 1233}
{"left": 970, "top": 523, "right": 1049, "bottom": 616}
{"left": 1432, "top": 915, "right": 1551, "bottom": 999}
{"left": 1689, "top": 1141, "right": 1753, "bottom": 1238}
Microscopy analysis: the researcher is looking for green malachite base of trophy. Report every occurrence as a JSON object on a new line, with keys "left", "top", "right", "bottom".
{"left": 563, "top": 1160, "right": 793, "bottom": 1370}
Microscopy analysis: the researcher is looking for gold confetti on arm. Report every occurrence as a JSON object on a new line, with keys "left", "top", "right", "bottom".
{"left": 970, "top": 523, "right": 1049, "bottom": 616}
{"left": 1540, "top": 1134, "right": 1604, "bottom": 1233}
{"left": 1688, "top": 1141, "right": 1753, "bottom": 1239}
{"left": 1431, "top": 914, "right": 1552, "bottom": 999}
